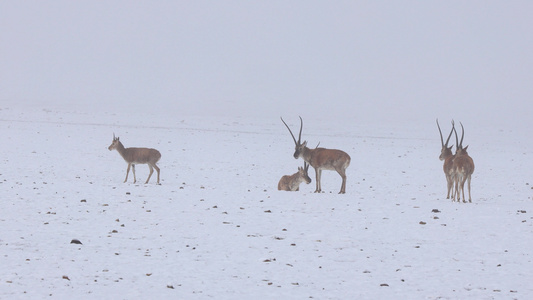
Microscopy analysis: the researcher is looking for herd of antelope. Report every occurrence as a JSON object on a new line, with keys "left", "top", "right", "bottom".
{"left": 107, "top": 117, "right": 475, "bottom": 202}
{"left": 279, "top": 117, "right": 351, "bottom": 194}
{"left": 436, "top": 119, "right": 475, "bottom": 203}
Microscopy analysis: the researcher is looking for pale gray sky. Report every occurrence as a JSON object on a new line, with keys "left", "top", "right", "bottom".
{"left": 1, "top": 1, "right": 532, "bottom": 127}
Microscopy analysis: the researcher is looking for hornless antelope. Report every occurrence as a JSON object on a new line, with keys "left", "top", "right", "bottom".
{"left": 108, "top": 134, "right": 162, "bottom": 184}
{"left": 278, "top": 162, "right": 312, "bottom": 191}
{"left": 281, "top": 117, "right": 351, "bottom": 194}
{"left": 452, "top": 123, "right": 475, "bottom": 203}
{"left": 436, "top": 119, "right": 456, "bottom": 199}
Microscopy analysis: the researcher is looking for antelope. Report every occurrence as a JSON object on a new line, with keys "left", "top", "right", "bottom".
{"left": 278, "top": 162, "right": 312, "bottom": 191}
{"left": 108, "top": 134, "right": 162, "bottom": 184}
{"left": 452, "top": 123, "right": 475, "bottom": 203}
{"left": 281, "top": 117, "right": 351, "bottom": 194}
{"left": 436, "top": 119, "right": 456, "bottom": 199}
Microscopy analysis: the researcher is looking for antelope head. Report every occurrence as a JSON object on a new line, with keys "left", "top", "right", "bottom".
{"left": 108, "top": 133, "right": 120, "bottom": 151}
{"left": 299, "top": 162, "right": 312, "bottom": 184}
{"left": 453, "top": 122, "right": 469, "bottom": 155}
{"left": 436, "top": 119, "right": 454, "bottom": 161}
{"left": 281, "top": 116, "right": 307, "bottom": 159}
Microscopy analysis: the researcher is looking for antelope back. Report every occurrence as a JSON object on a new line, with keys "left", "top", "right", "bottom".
{"left": 307, "top": 148, "right": 351, "bottom": 170}
{"left": 123, "top": 147, "right": 162, "bottom": 164}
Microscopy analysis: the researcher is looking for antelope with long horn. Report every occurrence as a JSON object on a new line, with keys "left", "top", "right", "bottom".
{"left": 108, "top": 134, "right": 162, "bottom": 184}
{"left": 452, "top": 123, "right": 475, "bottom": 203}
{"left": 281, "top": 117, "right": 351, "bottom": 194}
{"left": 278, "top": 162, "right": 312, "bottom": 191}
{"left": 436, "top": 119, "right": 456, "bottom": 199}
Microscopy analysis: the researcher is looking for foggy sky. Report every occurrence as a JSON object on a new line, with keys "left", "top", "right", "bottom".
{"left": 1, "top": 1, "right": 532, "bottom": 127}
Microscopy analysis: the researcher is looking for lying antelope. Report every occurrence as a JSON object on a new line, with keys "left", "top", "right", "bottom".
{"left": 108, "top": 134, "right": 162, "bottom": 184}
{"left": 281, "top": 117, "right": 351, "bottom": 194}
{"left": 278, "top": 162, "right": 312, "bottom": 191}
{"left": 436, "top": 119, "right": 456, "bottom": 199}
{"left": 452, "top": 123, "right": 475, "bottom": 203}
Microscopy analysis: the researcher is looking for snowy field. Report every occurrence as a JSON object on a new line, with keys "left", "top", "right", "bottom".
{"left": 1, "top": 107, "right": 532, "bottom": 299}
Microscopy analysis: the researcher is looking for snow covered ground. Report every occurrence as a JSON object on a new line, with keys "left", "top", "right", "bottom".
{"left": 1, "top": 107, "right": 532, "bottom": 299}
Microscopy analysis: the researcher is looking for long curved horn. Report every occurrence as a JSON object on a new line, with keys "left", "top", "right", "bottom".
{"left": 281, "top": 117, "right": 298, "bottom": 145}
{"left": 445, "top": 120, "right": 454, "bottom": 147}
{"left": 298, "top": 116, "right": 303, "bottom": 144}
{"left": 436, "top": 119, "right": 444, "bottom": 147}
{"left": 453, "top": 126, "right": 459, "bottom": 150}
{"left": 459, "top": 122, "right": 465, "bottom": 148}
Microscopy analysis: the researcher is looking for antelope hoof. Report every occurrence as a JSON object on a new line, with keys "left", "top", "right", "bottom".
{"left": 338, "top": 191, "right": 345, "bottom": 194}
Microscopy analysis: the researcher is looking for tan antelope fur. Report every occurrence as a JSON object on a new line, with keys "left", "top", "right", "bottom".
{"left": 436, "top": 119, "right": 456, "bottom": 199}
{"left": 108, "top": 134, "right": 162, "bottom": 184}
{"left": 278, "top": 162, "right": 312, "bottom": 191}
{"left": 281, "top": 117, "right": 351, "bottom": 194}
{"left": 452, "top": 123, "right": 475, "bottom": 203}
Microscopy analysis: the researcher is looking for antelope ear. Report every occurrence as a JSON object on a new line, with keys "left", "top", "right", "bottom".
{"left": 464, "top": 145, "right": 469, "bottom": 151}
{"left": 302, "top": 141, "right": 307, "bottom": 147}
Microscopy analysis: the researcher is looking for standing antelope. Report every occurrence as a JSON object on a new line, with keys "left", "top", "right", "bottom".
{"left": 436, "top": 119, "right": 456, "bottom": 199}
{"left": 281, "top": 117, "right": 351, "bottom": 194}
{"left": 452, "top": 123, "right": 475, "bottom": 203}
{"left": 278, "top": 162, "right": 312, "bottom": 191}
{"left": 108, "top": 134, "right": 162, "bottom": 184}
